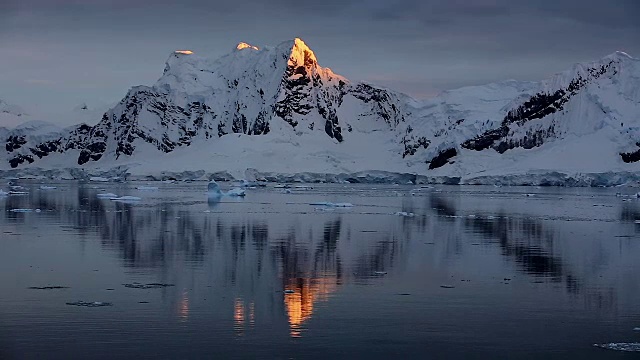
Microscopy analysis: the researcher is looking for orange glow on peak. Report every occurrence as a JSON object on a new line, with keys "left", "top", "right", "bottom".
{"left": 174, "top": 50, "right": 194, "bottom": 55}
{"left": 236, "top": 42, "right": 259, "bottom": 51}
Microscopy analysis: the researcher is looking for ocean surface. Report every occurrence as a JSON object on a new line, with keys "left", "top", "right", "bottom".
{"left": 1, "top": 181, "right": 639, "bottom": 359}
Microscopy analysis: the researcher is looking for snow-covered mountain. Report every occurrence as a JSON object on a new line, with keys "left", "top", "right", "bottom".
{"left": 0, "top": 99, "right": 30, "bottom": 129}
{"left": 2, "top": 39, "right": 640, "bottom": 186}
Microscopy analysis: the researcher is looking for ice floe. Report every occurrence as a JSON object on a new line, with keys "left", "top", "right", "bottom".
{"left": 89, "top": 177, "right": 109, "bottom": 182}
{"left": 394, "top": 211, "right": 415, "bottom": 217}
{"left": 310, "top": 202, "right": 353, "bottom": 207}
{"left": 594, "top": 343, "right": 640, "bottom": 352}
{"left": 123, "top": 283, "right": 174, "bottom": 289}
{"left": 66, "top": 301, "right": 112, "bottom": 307}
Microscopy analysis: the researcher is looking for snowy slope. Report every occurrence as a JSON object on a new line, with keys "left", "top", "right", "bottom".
{"left": 0, "top": 99, "right": 30, "bottom": 129}
{"left": 1, "top": 39, "right": 640, "bottom": 186}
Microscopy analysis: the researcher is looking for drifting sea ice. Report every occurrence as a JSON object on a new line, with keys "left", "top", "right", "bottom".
{"left": 394, "top": 212, "right": 415, "bottom": 217}
{"left": 207, "top": 181, "right": 246, "bottom": 197}
{"left": 310, "top": 202, "right": 354, "bottom": 207}
{"left": 111, "top": 196, "right": 142, "bottom": 202}
{"left": 39, "top": 185, "right": 57, "bottom": 190}
{"left": 594, "top": 343, "right": 640, "bottom": 352}
{"left": 97, "top": 193, "right": 118, "bottom": 199}
{"left": 66, "top": 301, "right": 112, "bottom": 307}
{"left": 89, "top": 177, "right": 109, "bottom": 182}
{"left": 226, "top": 188, "right": 246, "bottom": 197}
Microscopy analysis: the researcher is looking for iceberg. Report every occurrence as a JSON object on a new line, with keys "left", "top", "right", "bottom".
{"left": 39, "top": 185, "right": 57, "bottom": 190}
{"left": 310, "top": 202, "right": 353, "bottom": 207}
{"left": 226, "top": 188, "right": 246, "bottom": 197}
{"left": 111, "top": 196, "right": 142, "bottom": 202}
{"left": 207, "top": 181, "right": 246, "bottom": 197}
{"left": 89, "top": 177, "right": 109, "bottom": 182}
{"left": 594, "top": 343, "right": 640, "bottom": 352}
{"left": 207, "top": 180, "right": 223, "bottom": 197}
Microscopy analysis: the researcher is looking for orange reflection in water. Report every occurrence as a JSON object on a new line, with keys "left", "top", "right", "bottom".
{"left": 234, "top": 298, "right": 245, "bottom": 337}
{"left": 284, "top": 277, "right": 339, "bottom": 338}
{"left": 178, "top": 291, "right": 189, "bottom": 322}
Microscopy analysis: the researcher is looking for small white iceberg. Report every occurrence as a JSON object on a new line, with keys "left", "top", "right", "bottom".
{"left": 0, "top": 190, "right": 8, "bottom": 197}
{"left": 111, "top": 196, "right": 141, "bottom": 202}
{"left": 39, "top": 185, "right": 57, "bottom": 190}
{"left": 9, "top": 191, "right": 29, "bottom": 196}
{"left": 97, "top": 193, "right": 119, "bottom": 199}
{"left": 594, "top": 343, "right": 640, "bottom": 352}
{"left": 310, "top": 202, "right": 353, "bottom": 208}
{"left": 394, "top": 212, "right": 415, "bottom": 217}
{"left": 89, "top": 177, "right": 109, "bottom": 182}
{"left": 226, "top": 188, "right": 246, "bottom": 197}
{"left": 10, "top": 209, "right": 33, "bottom": 213}
{"left": 207, "top": 181, "right": 246, "bottom": 197}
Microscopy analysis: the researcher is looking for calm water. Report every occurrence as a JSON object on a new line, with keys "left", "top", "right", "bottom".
{"left": 1, "top": 181, "right": 639, "bottom": 359}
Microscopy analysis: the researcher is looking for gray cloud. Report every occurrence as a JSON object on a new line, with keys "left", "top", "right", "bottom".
{"left": 0, "top": 0, "right": 638, "bottom": 122}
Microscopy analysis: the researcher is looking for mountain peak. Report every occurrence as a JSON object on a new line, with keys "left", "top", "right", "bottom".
{"left": 236, "top": 42, "right": 260, "bottom": 51}
{"left": 289, "top": 38, "right": 317, "bottom": 66}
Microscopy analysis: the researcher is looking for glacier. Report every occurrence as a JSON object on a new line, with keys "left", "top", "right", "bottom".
{"left": 1, "top": 39, "right": 640, "bottom": 187}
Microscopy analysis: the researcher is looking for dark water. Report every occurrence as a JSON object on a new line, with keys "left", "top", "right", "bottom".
{"left": 1, "top": 181, "right": 639, "bottom": 359}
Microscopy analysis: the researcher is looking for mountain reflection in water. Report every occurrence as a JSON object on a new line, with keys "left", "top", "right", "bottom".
{"left": 1, "top": 181, "right": 639, "bottom": 359}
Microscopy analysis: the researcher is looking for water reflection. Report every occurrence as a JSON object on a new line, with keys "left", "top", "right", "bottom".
{"left": 0, "top": 182, "right": 633, "bottom": 341}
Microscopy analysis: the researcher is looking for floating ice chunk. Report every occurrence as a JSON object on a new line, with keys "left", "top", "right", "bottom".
{"left": 10, "top": 185, "right": 27, "bottom": 190}
{"left": 524, "top": 194, "right": 536, "bottom": 197}
{"left": 310, "top": 202, "right": 353, "bottom": 207}
{"left": 282, "top": 189, "right": 292, "bottom": 194}
{"left": 111, "top": 196, "right": 141, "bottom": 202}
{"left": 97, "top": 193, "right": 118, "bottom": 199}
{"left": 635, "top": 193, "right": 640, "bottom": 198}
{"left": 634, "top": 328, "right": 640, "bottom": 331}
{"left": 373, "top": 271, "right": 387, "bottom": 275}
{"left": 207, "top": 180, "right": 222, "bottom": 196}
{"left": 594, "top": 343, "right": 640, "bottom": 352}
{"left": 89, "top": 177, "right": 109, "bottom": 182}
{"left": 123, "top": 283, "right": 174, "bottom": 289}
{"left": 274, "top": 184, "right": 291, "bottom": 189}
{"left": 226, "top": 188, "right": 246, "bottom": 197}
{"left": 10, "top": 209, "right": 33, "bottom": 213}
{"left": 66, "top": 301, "right": 112, "bottom": 307}
{"left": 0, "top": 190, "right": 8, "bottom": 197}
{"left": 440, "top": 285, "right": 455, "bottom": 289}
{"left": 29, "top": 286, "right": 69, "bottom": 290}
{"left": 9, "top": 191, "right": 28, "bottom": 196}
{"left": 394, "top": 211, "right": 415, "bottom": 217}
{"left": 136, "top": 186, "right": 159, "bottom": 191}
{"left": 39, "top": 185, "right": 57, "bottom": 190}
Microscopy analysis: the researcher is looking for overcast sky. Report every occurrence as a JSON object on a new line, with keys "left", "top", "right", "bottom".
{"left": 1, "top": 0, "right": 639, "bottom": 121}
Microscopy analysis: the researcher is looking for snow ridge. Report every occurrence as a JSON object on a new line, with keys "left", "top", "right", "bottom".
{"left": 2, "top": 41, "right": 640, "bottom": 186}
